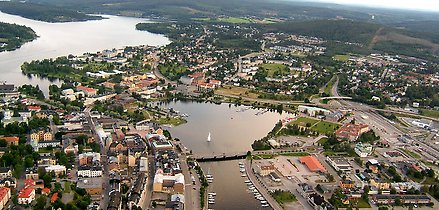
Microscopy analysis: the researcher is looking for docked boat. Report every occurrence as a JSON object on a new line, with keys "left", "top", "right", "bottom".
{"left": 241, "top": 174, "right": 247, "bottom": 177}
{"left": 208, "top": 192, "right": 217, "bottom": 196}
{"left": 244, "top": 180, "right": 251, "bottom": 183}
{"left": 262, "top": 204, "right": 269, "bottom": 207}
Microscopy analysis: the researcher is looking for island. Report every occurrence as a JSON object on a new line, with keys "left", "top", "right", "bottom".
{"left": 0, "top": 22, "right": 37, "bottom": 52}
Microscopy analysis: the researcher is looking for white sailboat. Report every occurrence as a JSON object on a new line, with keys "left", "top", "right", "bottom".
{"left": 207, "top": 132, "right": 211, "bottom": 142}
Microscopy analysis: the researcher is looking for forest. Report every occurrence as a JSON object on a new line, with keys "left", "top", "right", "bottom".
{"left": 0, "top": 22, "right": 37, "bottom": 52}
{"left": 0, "top": 1, "right": 102, "bottom": 22}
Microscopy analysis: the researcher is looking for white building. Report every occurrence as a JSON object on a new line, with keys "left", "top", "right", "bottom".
{"left": 45, "top": 165, "right": 66, "bottom": 177}
{"left": 355, "top": 143, "right": 373, "bottom": 158}
{"left": 77, "top": 166, "right": 103, "bottom": 178}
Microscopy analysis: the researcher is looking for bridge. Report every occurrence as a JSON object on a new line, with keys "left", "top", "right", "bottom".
{"left": 191, "top": 152, "right": 248, "bottom": 162}
{"left": 320, "top": 96, "right": 352, "bottom": 100}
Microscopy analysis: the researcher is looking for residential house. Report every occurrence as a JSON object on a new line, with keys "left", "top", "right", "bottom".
{"left": 0, "top": 187, "right": 10, "bottom": 210}
{"left": 18, "top": 188, "right": 35, "bottom": 205}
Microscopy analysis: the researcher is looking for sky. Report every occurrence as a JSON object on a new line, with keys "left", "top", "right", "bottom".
{"left": 311, "top": 0, "right": 439, "bottom": 12}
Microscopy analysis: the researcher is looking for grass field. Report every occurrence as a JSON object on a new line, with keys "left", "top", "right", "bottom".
{"left": 280, "top": 152, "right": 310, "bottom": 156}
{"left": 290, "top": 117, "right": 319, "bottom": 127}
{"left": 259, "top": 63, "right": 292, "bottom": 78}
{"left": 218, "top": 17, "right": 253, "bottom": 24}
{"left": 216, "top": 86, "right": 260, "bottom": 99}
{"left": 311, "top": 121, "right": 340, "bottom": 134}
{"left": 333, "top": 54, "right": 350, "bottom": 62}
{"left": 191, "top": 17, "right": 211, "bottom": 21}
{"left": 317, "top": 137, "right": 328, "bottom": 145}
{"left": 419, "top": 108, "right": 439, "bottom": 118}
{"left": 323, "top": 76, "right": 336, "bottom": 95}
{"left": 156, "top": 117, "right": 187, "bottom": 126}
{"left": 401, "top": 148, "right": 421, "bottom": 159}
{"left": 271, "top": 190, "right": 297, "bottom": 204}
{"left": 64, "top": 181, "right": 71, "bottom": 193}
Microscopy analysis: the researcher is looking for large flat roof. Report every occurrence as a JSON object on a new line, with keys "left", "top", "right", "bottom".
{"left": 299, "top": 156, "right": 326, "bottom": 173}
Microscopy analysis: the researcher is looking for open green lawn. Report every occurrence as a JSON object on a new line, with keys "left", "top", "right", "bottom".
{"left": 311, "top": 121, "right": 341, "bottom": 134}
{"left": 291, "top": 117, "right": 319, "bottom": 127}
{"left": 156, "top": 117, "right": 187, "bottom": 126}
{"left": 271, "top": 190, "right": 297, "bottom": 204}
{"left": 401, "top": 148, "right": 421, "bottom": 159}
{"left": 280, "top": 152, "right": 310, "bottom": 156}
{"left": 191, "top": 17, "right": 211, "bottom": 21}
{"left": 259, "top": 63, "right": 292, "bottom": 78}
{"left": 355, "top": 198, "right": 371, "bottom": 208}
{"left": 317, "top": 137, "right": 328, "bottom": 145}
{"left": 419, "top": 108, "right": 439, "bottom": 118}
{"left": 333, "top": 54, "right": 350, "bottom": 62}
{"left": 323, "top": 76, "right": 336, "bottom": 96}
{"left": 64, "top": 181, "right": 71, "bottom": 193}
{"left": 217, "top": 17, "right": 252, "bottom": 24}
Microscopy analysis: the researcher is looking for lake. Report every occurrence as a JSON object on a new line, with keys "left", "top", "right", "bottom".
{"left": 0, "top": 11, "right": 170, "bottom": 95}
{"left": 160, "top": 101, "right": 290, "bottom": 210}
{"left": 161, "top": 101, "right": 290, "bottom": 156}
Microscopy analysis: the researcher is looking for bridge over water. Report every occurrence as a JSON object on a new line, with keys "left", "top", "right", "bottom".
{"left": 191, "top": 152, "right": 248, "bottom": 162}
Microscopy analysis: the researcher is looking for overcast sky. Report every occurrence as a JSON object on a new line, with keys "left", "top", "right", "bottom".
{"left": 311, "top": 0, "right": 439, "bottom": 12}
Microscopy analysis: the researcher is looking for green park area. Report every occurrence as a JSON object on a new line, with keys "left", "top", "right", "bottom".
{"left": 155, "top": 117, "right": 187, "bottom": 126}
{"left": 271, "top": 190, "right": 297, "bottom": 204}
{"left": 259, "top": 63, "right": 293, "bottom": 78}
{"left": 290, "top": 117, "right": 319, "bottom": 127}
{"left": 311, "top": 121, "right": 341, "bottom": 134}
{"left": 333, "top": 54, "right": 350, "bottom": 62}
{"left": 216, "top": 85, "right": 260, "bottom": 99}
{"left": 419, "top": 108, "right": 439, "bottom": 118}
{"left": 289, "top": 117, "right": 340, "bottom": 135}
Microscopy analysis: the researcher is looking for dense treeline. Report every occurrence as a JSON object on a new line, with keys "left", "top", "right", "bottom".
{"left": 0, "top": 22, "right": 36, "bottom": 51}
{"left": 0, "top": 1, "right": 102, "bottom": 22}
{"left": 260, "top": 20, "right": 380, "bottom": 45}
{"left": 21, "top": 57, "right": 77, "bottom": 80}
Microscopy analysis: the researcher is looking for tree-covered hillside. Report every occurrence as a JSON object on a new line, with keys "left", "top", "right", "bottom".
{"left": 0, "top": 22, "right": 37, "bottom": 52}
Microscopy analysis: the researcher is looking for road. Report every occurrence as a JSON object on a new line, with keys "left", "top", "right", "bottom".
{"left": 83, "top": 105, "right": 111, "bottom": 210}
{"left": 151, "top": 52, "right": 177, "bottom": 86}
{"left": 245, "top": 159, "right": 283, "bottom": 210}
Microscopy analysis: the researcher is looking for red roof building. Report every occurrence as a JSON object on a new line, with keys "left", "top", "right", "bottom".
{"left": 27, "top": 106, "right": 42, "bottom": 112}
{"left": 42, "top": 188, "right": 51, "bottom": 195}
{"left": 0, "top": 187, "right": 11, "bottom": 209}
{"left": 0, "top": 136, "right": 19, "bottom": 145}
{"left": 335, "top": 123, "right": 369, "bottom": 141}
{"left": 50, "top": 192, "right": 59, "bottom": 203}
{"left": 299, "top": 156, "right": 326, "bottom": 173}
{"left": 24, "top": 179, "right": 35, "bottom": 188}
{"left": 18, "top": 188, "right": 35, "bottom": 204}
{"left": 76, "top": 85, "right": 97, "bottom": 97}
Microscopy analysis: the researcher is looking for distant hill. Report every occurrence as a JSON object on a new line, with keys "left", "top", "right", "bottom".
{"left": 0, "top": 1, "right": 102, "bottom": 22}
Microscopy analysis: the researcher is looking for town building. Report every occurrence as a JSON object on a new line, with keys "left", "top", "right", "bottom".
{"left": 298, "top": 105, "right": 331, "bottom": 117}
{"left": 30, "top": 129, "right": 53, "bottom": 141}
{"left": 76, "top": 85, "right": 97, "bottom": 97}
{"left": 335, "top": 123, "right": 369, "bottom": 141}
{"left": 0, "top": 168, "right": 11, "bottom": 179}
{"left": 17, "top": 188, "right": 35, "bottom": 205}
{"left": 354, "top": 143, "right": 373, "bottom": 157}
{"left": 153, "top": 170, "right": 185, "bottom": 194}
{"left": 339, "top": 180, "right": 355, "bottom": 190}
{"left": 373, "top": 195, "right": 431, "bottom": 205}
{"left": 0, "top": 187, "right": 10, "bottom": 210}
{"left": 326, "top": 156, "right": 352, "bottom": 174}
{"left": 77, "top": 165, "right": 103, "bottom": 178}
{"left": 45, "top": 165, "right": 66, "bottom": 177}
{"left": 299, "top": 156, "right": 326, "bottom": 173}
{"left": 0, "top": 136, "right": 19, "bottom": 145}
{"left": 76, "top": 178, "right": 102, "bottom": 195}
{"left": 254, "top": 161, "right": 275, "bottom": 176}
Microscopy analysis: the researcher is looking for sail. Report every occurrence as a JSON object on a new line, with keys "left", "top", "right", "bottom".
{"left": 207, "top": 132, "right": 211, "bottom": 142}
